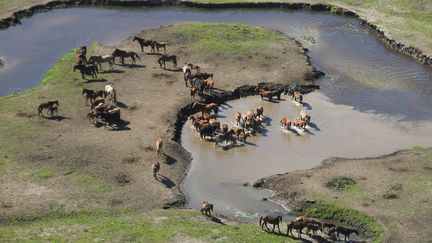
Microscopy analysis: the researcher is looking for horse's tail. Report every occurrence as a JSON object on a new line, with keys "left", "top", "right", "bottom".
{"left": 173, "top": 56, "right": 177, "bottom": 65}
{"left": 259, "top": 216, "right": 264, "bottom": 226}
{"left": 113, "top": 89, "right": 117, "bottom": 102}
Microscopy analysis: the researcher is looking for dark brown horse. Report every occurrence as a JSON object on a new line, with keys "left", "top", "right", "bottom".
{"left": 200, "top": 201, "right": 214, "bottom": 218}
{"left": 287, "top": 221, "right": 307, "bottom": 237}
{"left": 260, "top": 215, "right": 283, "bottom": 234}
{"left": 112, "top": 49, "right": 140, "bottom": 65}
{"left": 38, "top": 100, "right": 59, "bottom": 117}
{"left": 133, "top": 36, "right": 153, "bottom": 52}
{"left": 157, "top": 55, "right": 177, "bottom": 69}
{"left": 151, "top": 41, "right": 167, "bottom": 54}
{"left": 74, "top": 64, "right": 98, "bottom": 79}
{"left": 329, "top": 226, "right": 359, "bottom": 241}
{"left": 82, "top": 88, "right": 98, "bottom": 105}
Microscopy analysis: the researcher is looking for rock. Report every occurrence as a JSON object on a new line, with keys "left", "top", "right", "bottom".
{"left": 0, "top": 57, "right": 5, "bottom": 69}
{"left": 253, "top": 178, "right": 265, "bottom": 188}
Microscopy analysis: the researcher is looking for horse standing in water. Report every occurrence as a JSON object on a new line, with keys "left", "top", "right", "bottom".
{"left": 132, "top": 36, "right": 153, "bottom": 52}
{"left": 292, "top": 91, "right": 303, "bottom": 104}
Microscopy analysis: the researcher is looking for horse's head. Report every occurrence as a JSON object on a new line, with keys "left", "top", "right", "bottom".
{"left": 53, "top": 100, "right": 59, "bottom": 106}
{"left": 81, "top": 89, "right": 86, "bottom": 95}
{"left": 132, "top": 36, "right": 137, "bottom": 42}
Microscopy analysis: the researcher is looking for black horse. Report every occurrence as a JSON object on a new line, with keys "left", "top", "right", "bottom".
{"left": 38, "top": 100, "right": 59, "bottom": 117}
{"left": 73, "top": 64, "right": 98, "bottom": 79}
{"left": 112, "top": 49, "right": 140, "bottom": 65}
{"left": 157, "top": 55, "right": 177, "bottom": 69}
{"left": 97, "top": 110, "right": 121, "bottom": 128}
{"left": 132, "top": 36, "right": 153, "bottom": 52}
{"left": 270, "top": 88, "right": 284, "bottom": 101}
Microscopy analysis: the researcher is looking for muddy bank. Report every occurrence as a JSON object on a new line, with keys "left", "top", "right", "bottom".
{"left": 254, "top": 148, "right": 432, "bottom": 242}
{"left": 1, "top": 1, "right": 431, "bottom": 67}
{"left": 0, "top": 57, "right": 4, "bottom": 69}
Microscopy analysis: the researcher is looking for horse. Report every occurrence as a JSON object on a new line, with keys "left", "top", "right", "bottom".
{"left": 82, "top": 88, "right": 98, "bottom": 105}
{"left": 259, "top": 90, "right": 273, "bottom": 101}
{"left": 97, "top": 110, "right": 121, "bottom": 128}
{"left": 214, "top": 129, "right": 235, "bottom": 147}
{"left": 155, "top": 138, "right": 163, "bottom": 158}
{"left": 329, "top": 226, "right": 359, "bottom": 241}
{"left": 256, "top": 106, "right": 264, "bottom": 118}
{"left": 295, "top": 216, "right": 322, "bottom": 226}
{"left": 203, "top": 79, "right": 214, "bottom": 93}
{"left": 87, "top": 111, "right": 97, "bottom": 124}
{"left": 259, "top": 215, "right": 283, "bottom": 234}
{"left": 132, "top": 36, "right": 153, "bottom": 52}
{"left": 151, "top": 41, "right": 167, "bottom": 54}
{"left": 38, "top": 100, "right": 59, "bottom": 117}
{"left": 152, "top": 161, "right": 160, "bottom": 179}
{"left": 271, "top": 89, "right": 284, "bottom": 100}
{"left": 104, "top": 84, "right": 117, "bottom": 103}
{"left": 292, "top": 91, "right": 303, "bottom": 104}
{"left": 73, "top": 64, "right": 98, "bottom": 79}
{"left": 287, "top": 221, "right": 307, "bottom": 237}
{"left": 235, "top": 112, "right": 242, "bottom": 126}
{"left": 190, "top": 87, "right": 198, "bottom": 102}
{"left": 88, "top": 55, "right": 114, "bottom": 70}
{"left": 187, "top": 63, "right": 201, "bottom": 73}
{"left": 183, "top": 65, "right": 192, "bottom": 84}
{"left": 238, "top": 132, "right": 249, "bottom": 143}
{"left": 199, "top": 123, "right": 220, "bottom": 140}
{"left": 48, "top": 106, "right": 58, "bottom": 117}
{"left": 192, "top": 102, "right": 218, "bottom": 115}
{"left": 75, "top": 46, "right": 87, "bottom": 64}
{"left": 305, "top": 222, "right": 322, "bottom": 236}
{"left": 280, "top": 117, "right": 291, "bottom": 129}
{"left": 112, "top": 49, "right": 140, "bottom": 65}
{"left": 292, "top": 118, "right": 306, "bottom": 129}
{"left": 200, "top": 201, "right": 213, "bottom": 218}
{"left": 91, "top": 97, "right": 105, "bottom": 110}
{"left": 300, "top": 110, "right": 311, "bottom": 126}
{"left": 157, "top": 55, "right": 177, "bottom": 69}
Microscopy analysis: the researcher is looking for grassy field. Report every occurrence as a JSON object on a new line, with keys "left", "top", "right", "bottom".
{"left": 0, "top": 209, "right": 297, "bottom": 242}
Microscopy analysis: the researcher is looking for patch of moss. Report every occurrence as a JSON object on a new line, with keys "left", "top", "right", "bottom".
{"left": 326, "top": 176, "right": 357, "bottom": 191}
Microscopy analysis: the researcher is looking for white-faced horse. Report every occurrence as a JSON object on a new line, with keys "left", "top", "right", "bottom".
{"left": 104, "top": 84, "right": 117, "bottom": 103}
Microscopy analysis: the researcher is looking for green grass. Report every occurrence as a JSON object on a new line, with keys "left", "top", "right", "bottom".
{"left": 172, "top": 23, "right": 284, "bottom": 54}
{"left": 70, "top": 172, "right": 110, "bottom": 193}
{"left": 0, "top": 209, "right": 296, "bottom": 242}
{"left": 33, "top": 168, "right": 55, "bottom": 179}
{"left": 326, "top": 176, "right": 357, "bottom": 191}
{"left": 294, "top": 200, "right": 383, "bottom": 241}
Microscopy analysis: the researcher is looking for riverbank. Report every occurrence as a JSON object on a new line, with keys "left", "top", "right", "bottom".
{"left": 0, "top": 23, "right": 314, "bottom": 240}
{"left": 255, "top": 147, "right": 432, "bottom": 242}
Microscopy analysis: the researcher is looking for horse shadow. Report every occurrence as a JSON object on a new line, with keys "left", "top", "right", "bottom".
{"left": 101, "top": 70, "right": 125, "bottom": 74}
{"left": 308, "top": 122, "right": 320, "bottom": 131}
{"left": 126, "top": 64, "right": 146, "bottom": 68}
{"left": 84, "top": 78, "right": 107, "bottom": 83}
{"left": 209, "top": 216, "right": 226, "bottom": 225}
{"left": 265, "top": 99, "right": 281, "bottom": 104}
{"left": 285, "top": 234, "right": 313, "bottom": 243}
{"left": 116, "top": 101, "right": 128, "bottom": 108}
{"left": 262, "top": 116, "right": 272, "bottom": 126}
{"left": 157, "top": 174, "right": 175, "bottom": 188}
{"left": 286, "top": 128, "right": 302, "bottom": 136}
{"left": 258, "top": 128, "right": 269, "bottom": 137}
{"left": 163, "top": 154, "right": 177, "bottom": 165}
{"left": 302, "top": 102, "right": 312, "bottom": 110}
{"left": 163, "top": 67, "right": 182, "bottom": 72}
{"left": 45, "top": 115, "right": 71, "bottom": 121}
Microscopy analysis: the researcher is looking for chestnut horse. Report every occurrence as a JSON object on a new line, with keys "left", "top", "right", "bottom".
{"left": 190, "top": 87, "right": 198, "bottom": 101}
{"left": 259, "top": 90, "right": 274, "bottom": 101}
{"left": 204, "top": 79, "right": 214, "bottom": 93}
{"left": 151, "top": 41, "right": 167, "bottom": 54}
{"left": 292, "top": 118, "right": 306, "bottom": 129}
{"left": 155, "top": 138, "right": 163, "bottom": 158}
{"left": 287, "top": 221, "right": 307, "bottom": 237}
{"left": 152, "top": 161, "right": 160, "bottom": 179}
{"left": 192, "top": 102, "right": 218, "bottom": 115}
{"left": 260, "top": 215, "right": 283, "bottom": 234}
{"left": 280, "top": 117, "right": 291, "bottom": 129}
{"left": 187, "top": 63, "right": 201, "bottom": 73}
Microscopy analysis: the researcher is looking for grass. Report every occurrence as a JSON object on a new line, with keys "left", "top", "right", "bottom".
{"left": 326, "top": 176, "right": 357, "bottom": 191}
{"left": 172, "top": 23, "right": 285, "bottom": 54}
{"left": 33, "top": 168, "right": 55, "bottom": 179}
{"left": 0, "top": 209, "right": 296, "bottom": 242}
{"left": 70, "top": 172, "right": 110, "bottom": 193}
{"left": 294, "top": 200, "right": 383, "bottom": 241}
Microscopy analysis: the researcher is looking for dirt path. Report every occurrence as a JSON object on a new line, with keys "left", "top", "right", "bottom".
{"left": 0, "top": 23, "right": 313, "bottom": 217}
{"left": 257, "top": 148, "right": 432, "bottom": 242}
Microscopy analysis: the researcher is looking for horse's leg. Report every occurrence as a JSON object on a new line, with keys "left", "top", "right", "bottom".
{"left": 271, "top": 224, "right": 275, "bottom": 233}
{"left": 277, "top": 224, "right": 281, "bottom": 234}
{"left": 163, "top": 46, "right": 166, "bottom": 54}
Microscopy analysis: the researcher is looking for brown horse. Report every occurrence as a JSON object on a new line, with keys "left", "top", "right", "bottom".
{"left": 158, "top": 55, "right": 177, "bottom": 69}
{"left": 292, "top": 118, "right": 306, "bottom": 129}
{"left": 87, "top": 111, "right": 97, "bottom": 124}
{"left": 280, "top": 117, "right": 291, "bottom": 129}
{"left": 259, "top": 90, "right": 273, "bottom": 101}
{"left": 287, "top": 221, "right": 307, "bottom": 237}
{"left": 203, "top": 79, "right": 214, "bottom": 93}
{"left": 190, "top": 87, "right": 198, "bottom": 102}
{"left": 200, "top": 201, "right": 213, "bottom": 218}
{"left": 295, "top": 216, "right": 322, "bottom": 226}
{"left": 91, "top": 97, "right": 105, "bottom": 110}
{"left": 292, "top": 91, "right": 303, "bottom": 103}
{"left": 256, "top": 106, "right": 264, "bottom": 117}
{"left": 187, "top": 63, "right": 201, "bottom": 73}
{"left": 238, "top": 132, "right": 249, "bottom": 143}
{"left": 235, "top": 112, "right": 242, "bottom": 126}
{"left": 112, "top": 49, "right": 140, "bottom": 65}
{"left": 155, "top": 138, "right": 163, "bottom": 158}
{"left": 329, "top": 226, "right": 359, "bottom": 241}
{"left": 88, "top": 55, "right": 114, "bottom": 70}
{"left": 152, "top": 161, "right": 160, "bottom": 179}
{"left": 260, "top": 215, "right": 283, "bottom": 234}
{"left": 133, "top": 36, "right": 153, "bottom": 52}
{"left": 305, "top": 223, "right": 322, "bottom": 236}
{"left": 192, "top": 102, "right": 218, "bottom": 115}
{"left": 38, "top": 100, "right": 59, "bottom": 117}
{"left": 151, "top": 41, "right": 167, "bottom": 54}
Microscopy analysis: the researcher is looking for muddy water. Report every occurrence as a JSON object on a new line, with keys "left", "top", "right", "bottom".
{"left": 1, "top": 6, "right": 432, "bottom": 220}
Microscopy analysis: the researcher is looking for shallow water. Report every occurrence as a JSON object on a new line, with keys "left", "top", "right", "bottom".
{"left": 0, "top": 6, "right": 431, "bottom": 220}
